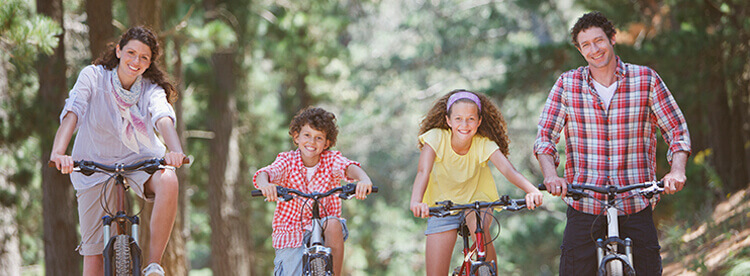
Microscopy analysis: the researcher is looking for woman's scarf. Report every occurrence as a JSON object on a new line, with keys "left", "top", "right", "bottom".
{"left": 111, "top": 67, "right": 152, "bottom": 153}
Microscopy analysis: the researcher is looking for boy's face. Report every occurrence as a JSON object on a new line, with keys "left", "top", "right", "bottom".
{"left": 293, "top": 124, "right": 330, "bottom": 164}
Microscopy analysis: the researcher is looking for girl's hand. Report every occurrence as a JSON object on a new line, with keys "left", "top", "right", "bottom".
{"left": 259, "top": 184, "right": 279, "bottom": 202}
{"left": 354, "top": 180, "right": 372, "bottom": 200}
{"left": 410, "top": 201, "right": 430, "bottom": 218}
{"left": 525, "top": 190, "right": 544, "bottom": 210}
{"left": 164, "top": 151, "right": 186, "bottom": 168}
{"left": 50, "top": 153, "right": 74, "bottom": 174}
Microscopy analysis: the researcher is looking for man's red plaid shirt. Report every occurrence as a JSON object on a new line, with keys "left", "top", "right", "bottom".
{"left": 253, "top": 150, "right": 359, "bottom": 248}
{"left": 534, "top": 56, "right": 691, "bottom": 215}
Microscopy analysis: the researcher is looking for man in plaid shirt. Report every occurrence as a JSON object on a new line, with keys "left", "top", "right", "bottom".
{"left": 254, "top": 107, "right": 373, "bottom": 276}
{"left": 534, "top": 12, "right": 690, "bottom": 275}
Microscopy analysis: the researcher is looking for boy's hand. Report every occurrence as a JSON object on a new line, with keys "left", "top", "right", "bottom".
{"left": 410, "top": 201, "right": 429, "bottom": 218}
{"left": 354, "top": 180, "right": 372, "bottom": 200}
{"left": 525, "top": 190, "right": 544, "bottom": 210}
{"left": 164, "top": 151, "right": 186, "bottom": 168}
{"left": 259, "top": 184, "right": 279, "bottom": 202}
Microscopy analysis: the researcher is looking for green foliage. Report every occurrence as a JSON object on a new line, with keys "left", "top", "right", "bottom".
{"left": 0, "top": 0, "right": 62, "bottom": 62}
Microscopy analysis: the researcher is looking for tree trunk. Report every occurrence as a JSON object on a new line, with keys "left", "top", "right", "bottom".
{"left": 85, "top": 0, "right": 113, "bottom": 60}
{"left": 162, "top": 36, "right": 190, "bottom": 276}
{"left": 207, "top": 50, "right": 251, "bottom": 276}
{"left": 127, "top": 0, "right": 161, "bottom": 30}
{"left": 36, "top": 0, "right": 81, "bottom": 275}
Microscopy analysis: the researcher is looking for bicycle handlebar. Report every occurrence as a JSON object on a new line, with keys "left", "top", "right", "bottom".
{"left": 48, "top": 157, "right": 191, "bottom": 176}
{"left": 251, "top": 183, "right": 379, "bottom": 201}
{"left": 537, "top": 181, "right": 665, "bottom": 200}
{"left": 428, "top": 195, "right": 527, "bottom": 217}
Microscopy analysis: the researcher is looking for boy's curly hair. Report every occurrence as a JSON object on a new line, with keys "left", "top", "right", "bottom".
{"left": 289, "top": 107, "right": 338, "bottom": 150}
{"left": 418, "top": 89, "right": 510, "bottom": 156}
{"left": 570, "top": 11, "right": 616, "bottom": 47}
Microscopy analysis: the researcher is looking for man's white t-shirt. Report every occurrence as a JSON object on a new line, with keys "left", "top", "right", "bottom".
{"left": 593, "top": 80, "right": 618, "bottom": 109}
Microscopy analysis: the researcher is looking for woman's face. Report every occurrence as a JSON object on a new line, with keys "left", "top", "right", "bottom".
{"left": 115, "top": 39, "right": 152, "bottom": 86}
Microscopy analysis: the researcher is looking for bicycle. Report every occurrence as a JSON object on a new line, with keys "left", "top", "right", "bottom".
{"left": 427, "top": 195, "right": 528, "bottom": 276}
{"left": 538, "top": 181, "right": 664, "bottom": 276}
{"left": 251, "top": 183, "right": 378, "bottom": 276}
{"left": 49, "top": 157, "right": 189, "bottom": 276}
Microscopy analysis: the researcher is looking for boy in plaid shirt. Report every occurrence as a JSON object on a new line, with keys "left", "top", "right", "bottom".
{"left": 254, "top": 107, "right": 373, "bottom": 275}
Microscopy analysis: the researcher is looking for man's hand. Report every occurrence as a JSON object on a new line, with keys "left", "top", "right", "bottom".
{"left": 543, "top": 175, "right": 568, "bottom": 197}
{"left": 662, "top": 171, "right": 686, "bottom": 194}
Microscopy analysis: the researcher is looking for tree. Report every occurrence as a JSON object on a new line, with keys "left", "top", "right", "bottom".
{"left": 34, "top": 0, "right": 81, "bottom": 274}
{"left": 85, "top": 0, "right": 113, "bottom": 60}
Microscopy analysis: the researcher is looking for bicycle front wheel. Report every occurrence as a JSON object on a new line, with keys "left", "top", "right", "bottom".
{"left": 113, "top": 235, "right": 133, "bottom": 276}
{"left": 474, "top": 264, "right": 495, "bottom": 276}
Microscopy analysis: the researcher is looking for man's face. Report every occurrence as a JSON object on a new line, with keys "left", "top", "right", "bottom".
{"left": 576, "top": 27, "right": 616, "bottom": 70}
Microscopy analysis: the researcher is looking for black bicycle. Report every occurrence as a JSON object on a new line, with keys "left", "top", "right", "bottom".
{"left": 428, "top": 196, "right": 527, "bottom": 276}
{"left": 252, "top": 183, "right": 378, "bottom": 276}
{"left": 50, "top": 157, "right": 189, "bottom": 276}
{"left": 539, "top": 181, "right": 664, "bottom": 276}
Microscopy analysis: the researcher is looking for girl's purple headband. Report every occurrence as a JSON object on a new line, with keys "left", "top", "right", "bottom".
{"left": 446, "top": 91, "right": 481, "bottom": 112}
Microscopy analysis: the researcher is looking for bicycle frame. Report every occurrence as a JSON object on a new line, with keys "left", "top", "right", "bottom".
{"left": 539, "top": 181, "right": 663, "bottom": 276}
{"left": 102, "top": 173, "right": 143, "bottom": 276}
{"left": 252, "top": 183, "right": 377, "bottom": 276}
{"left": 456, "top": 209, "right": 496, "bottom": 276}
{"left": 429, "top": 197, "right": 526, "bottom": 276}
{"left": 51, "top": 158, "right": 187, "bottom": 276}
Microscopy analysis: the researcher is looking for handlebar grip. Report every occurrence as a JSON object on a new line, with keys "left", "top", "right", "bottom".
{"left": 47, "top": 160, "right": 55, "bottom": 168}
{"left": 251, "top": 190, "right": 263, "bottom": 197}
{"left": 371, "top": 186, "right": 379, "bottom": 193}
{"left": 537, "top": 184, "right": 547, "bottom": 191}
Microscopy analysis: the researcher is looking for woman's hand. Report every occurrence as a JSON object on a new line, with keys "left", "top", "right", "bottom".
{"left": 50, "top": 153, "right": 74, "bottom": 174}
{"left": 164, "top": 151, "right": 186, "bottom": 168}
{"left": 410, "top": 201, "right": 430, "bottom": 218}
{"left": 525, "top": 190, "right": 544, "bottom": 210}
{"left": 354, "top": 179, "right": 372, "bottom": 200}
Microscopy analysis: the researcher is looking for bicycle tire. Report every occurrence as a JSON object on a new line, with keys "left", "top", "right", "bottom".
{"left": 605, "top": 260, "right": 624, "bottom": 276}
{"left": 308, "top": 255, "right": 330, "bottom": 276}
{"left": 114, "top": 235, "right": 132, "bottom": 276}
{"left": 474, "top": 264, "right": 495, "bottom": 276}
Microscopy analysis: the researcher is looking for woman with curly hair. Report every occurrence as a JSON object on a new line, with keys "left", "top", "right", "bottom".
{"left": 49, "top": 26, "right": 185, "bottom": 276}
{"left": 410, "top": 89, "right": 543, "bottom": 275}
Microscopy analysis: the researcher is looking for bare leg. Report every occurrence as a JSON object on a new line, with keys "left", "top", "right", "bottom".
{"left": 144, "top": 169, "right": 179, "bottom": 264}
{"left": 426, "top": 229, "right": 459, "bottom": 276}
{"left": 83, "top": 255, "right": 104, "bottom": 276}
{"left": 465, "top": 209, "right": 497, "bottom": 264}
{"left": 324, "top": 219, "right": 345, "bottom": 275}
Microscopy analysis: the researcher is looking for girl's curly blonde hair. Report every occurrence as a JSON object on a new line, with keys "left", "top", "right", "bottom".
{"left": 418, "top": 89, "right": 510, "bottom": 155}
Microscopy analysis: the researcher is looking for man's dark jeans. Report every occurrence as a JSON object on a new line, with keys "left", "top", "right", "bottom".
{"left": 559, "top": 205, "right": 662, "bottom": 275}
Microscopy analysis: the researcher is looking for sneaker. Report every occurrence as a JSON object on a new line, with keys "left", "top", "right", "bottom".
{"left": 142, "top": 263, "right": 165, "bottom": 276}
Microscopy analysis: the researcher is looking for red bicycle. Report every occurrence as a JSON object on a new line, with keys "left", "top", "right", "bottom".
{"left": 428, "top": 196, "right": 527, "bottom": 276}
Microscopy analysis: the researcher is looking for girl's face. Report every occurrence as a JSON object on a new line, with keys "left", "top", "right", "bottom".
{"left": 293, "top": 124, "right": 330, "bottom": 166}
{"left": 446, "top": 101, "right": 481, "bottom": 141}
{"left": 115, "top": 39, "right": 152, "bottom": 87}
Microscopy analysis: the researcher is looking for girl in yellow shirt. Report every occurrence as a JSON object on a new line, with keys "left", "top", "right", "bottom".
{"left": 410, "top": 89, "right": 543, "bottom": 275}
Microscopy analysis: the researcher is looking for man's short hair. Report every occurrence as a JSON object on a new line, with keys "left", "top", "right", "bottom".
{"left": 570, "top": 11, "right": 616, "bottom": 47}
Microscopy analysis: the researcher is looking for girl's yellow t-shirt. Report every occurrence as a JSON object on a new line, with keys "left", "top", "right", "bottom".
{"left": 419, "top": 128, "right": 500, "bottom": 206}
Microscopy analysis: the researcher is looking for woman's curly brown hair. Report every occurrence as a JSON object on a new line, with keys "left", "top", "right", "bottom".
{"left": 570, "top": 11, "right": 616, "bottom": 47}
{"left": 418, "top": 89, "right": 510, "bottom": 156}
{"left": 289, "top": 107, "right": 339, "bottom": 150}
{"left": 94, "top": 26, "right": 178, "bottom": 103}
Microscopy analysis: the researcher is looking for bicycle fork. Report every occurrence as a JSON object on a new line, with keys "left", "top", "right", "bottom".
{"left": 102, "top": 176, "right": 142, "bottom": 276}
{"left": 596, "top": 205, "right": 634, "bottom": 275}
